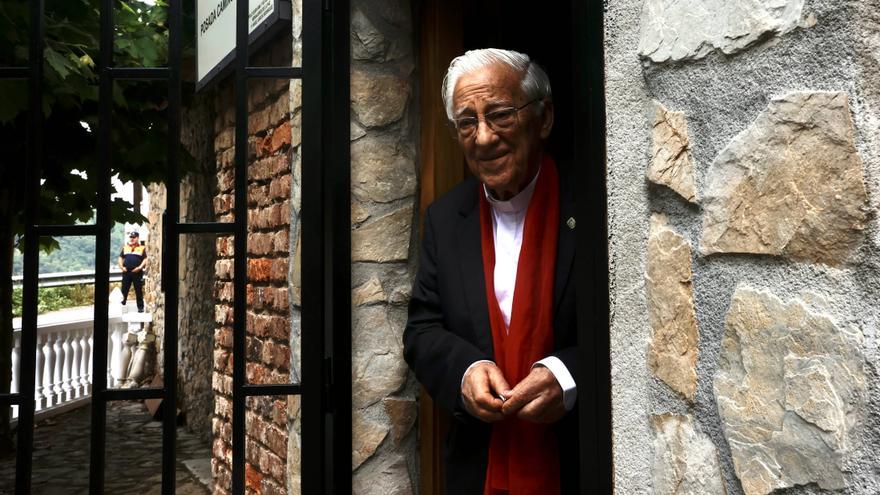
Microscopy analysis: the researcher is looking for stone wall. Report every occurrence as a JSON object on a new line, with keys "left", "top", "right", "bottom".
{"left": 211, "top": 34, "right": 295, "bottom": 494}
{"left": 607, "top": 1, "right": 880, "bottom": 494}
{"left": 144, "top": 92, "right": 218, "bottom": 444}
{"left": 349, "top": 0, "right": 420, "bottom": 492}
{"left": 178, "top": 92, "right": 219, "bottom": 443}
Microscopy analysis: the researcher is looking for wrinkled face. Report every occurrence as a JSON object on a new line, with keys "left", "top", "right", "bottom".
{"left": 452, "top": 63, "right": 553, "bottom": 200}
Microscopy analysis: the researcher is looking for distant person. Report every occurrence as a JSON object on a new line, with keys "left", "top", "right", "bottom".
{"left": 118, "top": 230, "right": 147, "bottom": 312}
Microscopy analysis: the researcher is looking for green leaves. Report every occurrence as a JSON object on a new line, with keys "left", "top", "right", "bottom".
{"left": 0, "top": 0, "right": 192, "bottom": 248}
{"left": 44, "top": 46, "right": 73, "bottom": 79}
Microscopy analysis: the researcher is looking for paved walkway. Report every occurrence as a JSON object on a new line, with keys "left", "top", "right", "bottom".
{"left": 0, "top": 401, "right": 212, "bottom": 494}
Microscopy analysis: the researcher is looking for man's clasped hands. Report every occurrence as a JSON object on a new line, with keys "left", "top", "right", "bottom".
{"left": 461, "top": 362, "right": 566, "bottom": 424}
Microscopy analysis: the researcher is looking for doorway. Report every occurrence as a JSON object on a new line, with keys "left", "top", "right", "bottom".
{"left": 416, "top": 1, "right": 580, "bottom": 493}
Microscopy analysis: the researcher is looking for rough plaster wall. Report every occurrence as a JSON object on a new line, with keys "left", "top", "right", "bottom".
{"left": 606, "top": 1, "right": 880, "bottom": 494}
{"left": 605, "top": 0, "right": 654, "bottom": 490}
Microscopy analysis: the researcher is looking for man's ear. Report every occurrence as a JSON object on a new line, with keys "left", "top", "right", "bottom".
{"left": 539, "top": 100, "right": 554, "bottom": 139}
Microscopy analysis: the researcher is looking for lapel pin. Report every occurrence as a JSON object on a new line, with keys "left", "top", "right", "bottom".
{"left": 566, "top": 217, "right": 576, "bottom": 230}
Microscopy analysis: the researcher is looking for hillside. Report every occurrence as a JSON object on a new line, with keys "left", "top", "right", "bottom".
{"left": 12, "top": 222, "right": 128, "bottom": 276}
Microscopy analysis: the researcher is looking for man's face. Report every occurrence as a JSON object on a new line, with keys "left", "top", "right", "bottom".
{"left": 452, "top": 63, "right": 553, "bottom": 200}
{"left": 129, "top": 235, "right": 139, "bottom": 245}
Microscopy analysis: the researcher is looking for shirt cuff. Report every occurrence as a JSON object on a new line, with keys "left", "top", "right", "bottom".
{"left": 461, "top": 359, "right": 495, "bottom": 390}
{"left": 534, "top": 356, "right": 577, "bottom": 411}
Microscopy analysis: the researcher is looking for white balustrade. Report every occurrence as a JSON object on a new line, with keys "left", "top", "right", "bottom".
{"left": 34, "top": 334, "right": 45, "bottom": 411}
{"left": 64, "top": 330, "right": 80, "bottom": 401}
{"left": 11, "top": 333, "right": 20, "bottom": 419}
{"left": 85, "top": 331, "right": 93, "bottom": 396}
{"left": 52, "top": 332, "right": 64, "bottom": 405}
{"left": 11, "top": 306, "right": 129, "bottom": 421}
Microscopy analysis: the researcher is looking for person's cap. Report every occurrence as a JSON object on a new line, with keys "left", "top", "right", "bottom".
{"left": 129, "top": 231, "right": 140, "bottom": 238}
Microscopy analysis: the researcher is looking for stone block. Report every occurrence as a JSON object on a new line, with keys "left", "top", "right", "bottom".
{"left": 648, "top": 103, "right": 698, "bottom": 203}
{"left": 651, "top": 413, "right": 725, "bottom": 495}
{"left": 352, "top": 201, "right": 371, "bottom": 224}
{"left": 714, "top": 287, "right": 866, "bottom": 495}
{"left": 383, "top": 397, "right": 417, "bottom": 446}
{"left": 351, "top": 8, "right": 388, "bottom": 61}
{"left": 352, "top": 206, "right": 413, "bottom": 263}
{"left": 353, "top": 276, "right": 386, "bottom": 306}
{"left": 352, "top": 305, "right": 408, "bottom": 408}
{"left": 646, "top": 213, "right": 699, "bottom": 400}
{"left": 700, "top": 92, "right": 868, "bottom": 265}
{"left": 351, "top": 134, "right": 417, "bottom": 203}
{"left": 638, "top": 0, "right": 814, "bottom": 63}
{"left": 353, "top": 409, "right": 390, "bottom": 470}
{"left": 352, "top": 454, "right": 413, "bottom": 495}
{"left": 351, "top": 68, "right": 410, "bottom": 128}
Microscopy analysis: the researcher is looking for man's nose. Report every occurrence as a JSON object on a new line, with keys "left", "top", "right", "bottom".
{"left": 473, "top": 119, "right": 497, "bottom": 146}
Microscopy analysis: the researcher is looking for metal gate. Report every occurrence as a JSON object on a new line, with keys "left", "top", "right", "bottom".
{"left": 1, "top": 0, "right": 351, "bottom": 492}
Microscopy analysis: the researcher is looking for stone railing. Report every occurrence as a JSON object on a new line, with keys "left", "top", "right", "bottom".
{"left": 10, "top": 300, "right": 155, "bottom": 421}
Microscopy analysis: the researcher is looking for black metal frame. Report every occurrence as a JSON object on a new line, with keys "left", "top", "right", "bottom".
{"left": 3, "top": 0, "right": 351, "bottom": 493}
{"left": 573, "top": 1, "right": 612, "bottom": 493}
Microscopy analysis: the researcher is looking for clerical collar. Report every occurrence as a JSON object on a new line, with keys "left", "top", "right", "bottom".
{"left": 483, "top": 167, "right": 540, "bottom": 214}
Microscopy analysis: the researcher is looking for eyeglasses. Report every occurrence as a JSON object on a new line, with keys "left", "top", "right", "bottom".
{"left": 450, "top": 98, "right": 541, "bottom": 138}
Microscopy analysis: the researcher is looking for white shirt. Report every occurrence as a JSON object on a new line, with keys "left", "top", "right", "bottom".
{"left": 461, "top": 170, "right": 577, "bottom": 411}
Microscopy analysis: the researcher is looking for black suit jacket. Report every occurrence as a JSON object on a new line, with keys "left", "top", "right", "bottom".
{"left": 403, "top": 169, "right": 579, "bottom": 494}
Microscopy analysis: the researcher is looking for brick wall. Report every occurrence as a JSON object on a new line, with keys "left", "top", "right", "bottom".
{"left": 212, "top": 34, "right": 295, "bottom": 495}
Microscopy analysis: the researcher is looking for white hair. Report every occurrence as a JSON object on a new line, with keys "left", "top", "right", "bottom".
{"left": 441, "top": 48, "right": 552, "bottom": 120}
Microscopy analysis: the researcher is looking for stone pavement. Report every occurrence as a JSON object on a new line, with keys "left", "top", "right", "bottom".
{"left": 0, "top": 401, "right": 212, "bottom": 494}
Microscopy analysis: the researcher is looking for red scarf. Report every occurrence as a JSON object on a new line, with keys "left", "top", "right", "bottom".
{"left": 479, "top": 154, "right": 560, "bottom": 495}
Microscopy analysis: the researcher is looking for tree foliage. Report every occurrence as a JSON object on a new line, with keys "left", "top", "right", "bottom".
{"left": 0, "top": 0, "right": 196, "bottom": 454}
{"left": 0, "top": 0, "right": 193, "bottom": 247}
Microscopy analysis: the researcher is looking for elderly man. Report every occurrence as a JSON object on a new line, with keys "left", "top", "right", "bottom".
{"left": 404, "top": 49, "right": 578, "bottom": 494}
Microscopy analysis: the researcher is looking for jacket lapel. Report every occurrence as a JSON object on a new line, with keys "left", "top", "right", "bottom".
{"left": 554, "top": 172, "right": 575, "bottom": 315}
{"left": 457, "top": 181, "right": 494, "bottom": 357}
